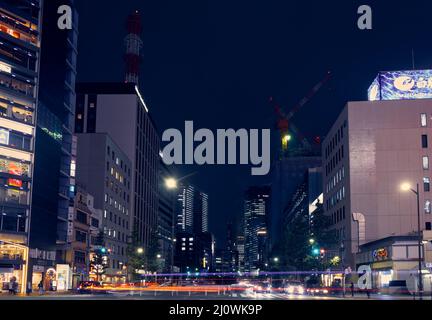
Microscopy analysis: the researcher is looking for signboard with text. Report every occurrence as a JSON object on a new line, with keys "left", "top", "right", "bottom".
{"left": 368, "top": 70, "right": 432, "bottom": 101}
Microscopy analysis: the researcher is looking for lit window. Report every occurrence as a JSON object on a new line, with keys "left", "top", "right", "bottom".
{"left": 423, "top": 156, "right": 429, "bottom": 170}
{"left": 70, "top": 159, "right": 76, "bottom": 177}
{"left": 181, "top": 247, "right": 186, "bottom": 251}
{"left": 104, "top": 210, "right": 107, "bottom": 218}
{"left": 104, "top": 194, "right": 108, "bottom": 202}
{"left": 425, "top": 200, "right": 431, "bottom": 214}
{"left": 421, "top": 114, "right": 427, "bottom": 127}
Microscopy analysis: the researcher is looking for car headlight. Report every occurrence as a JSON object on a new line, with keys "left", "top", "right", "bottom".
{"left": 298, "top": 287, "right": 305, "bottom": 294}
{"left": 323, "top": 289, "right": 329, "bottom": 294}
{"left": 287, "top": 286, "right": 295, "bottom": 293}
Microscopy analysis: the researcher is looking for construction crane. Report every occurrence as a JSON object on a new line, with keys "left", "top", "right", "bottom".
{"left": 270, "top": 71, "right": 331, "bottom": 158}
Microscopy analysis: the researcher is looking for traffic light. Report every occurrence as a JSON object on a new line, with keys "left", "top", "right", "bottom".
{"left": 100, "top": 247, "right": 107, "bottom": 254}
{"left": 312, "top": 247, "right": 320, "bottom": 256}
{"left": 320, "top": 249, "right": 325, "bottom": 258}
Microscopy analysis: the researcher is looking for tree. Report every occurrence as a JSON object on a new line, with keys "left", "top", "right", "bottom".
{"left": 90, "top": 231, "right": 108, "bottom": 281}
{"left": 145, "top": 229, "right": 161, "bottom": 273}
{"left": 280, "top": 201, "right": 339, "bottom": 275}
{"left": 126, "top": 227, "right": 146, "bottom": 281}
{"left": 310, "top": 202, "right": 338, "bottom": 253}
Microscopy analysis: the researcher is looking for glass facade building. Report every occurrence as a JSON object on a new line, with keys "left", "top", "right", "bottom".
{"left": 0, "top": 0, "right": 42, "bottom": 293}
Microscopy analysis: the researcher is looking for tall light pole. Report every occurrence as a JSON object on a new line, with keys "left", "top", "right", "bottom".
{"left": 401, "top": 182, "right": 424, "bottom": 300}
{"left": 165, "top": 177, "right": 178, "bottom": 276}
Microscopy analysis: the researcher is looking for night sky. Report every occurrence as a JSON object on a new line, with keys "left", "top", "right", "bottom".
{"left": 75, "top": 0, "right": 432, "bottom": 246}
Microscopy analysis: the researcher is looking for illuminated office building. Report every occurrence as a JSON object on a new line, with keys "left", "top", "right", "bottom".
{"left": 0, "top": 0, "right": 42, "bottom": 293}
{"left": 323, "top": 70, "right": 432, "bottom": 269}
{"left": 243, "top": 185, "right": 270, "bottom": 272}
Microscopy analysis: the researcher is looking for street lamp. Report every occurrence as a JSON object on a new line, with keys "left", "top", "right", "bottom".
{"left": 400, "top": 182, "right": 424, "bottom": 300}
{"left": 273, "top": 257, "right": 279, "bottom": 263}
{"left": 309, "top": 238, "right": 315, "bottom": 245}
{"left": 137, "top": 247, "right": 144, "bottom": 254}
{"left": 165, "top": 177, "right": 178, "bottom": 190}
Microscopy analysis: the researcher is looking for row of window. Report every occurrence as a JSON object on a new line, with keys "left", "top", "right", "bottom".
{"left": 326, "top": 166, "right": 345, "bottom": 193}
{"left": 326, "top": 187, "right": 345, "bottom": 210}
{"left": 104, "top": 193, "right": 129, "bottom": 214}
{"left": 107, "top": 146, "right": 131, "bottom": 177}
{"left": 104, "top": 209, "right": 129, "bottom": 230}
{"left": 103, "top": 226, "right": 128, "bottom": 244}
{"left": 0, "top": 208, "right": 26, "bottom": 233}
{"left": 105, "top": 177, "right": 130, "bottom": 203}
{"left": 325, "top": 121, "right": 346, "bottom": 159}
{"left": 332, "top": 206, "right": 346, "bottom": 225}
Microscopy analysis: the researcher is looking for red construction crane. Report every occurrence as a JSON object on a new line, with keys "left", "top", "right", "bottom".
{"left": 270, "top": 71, "right": 331, "bottom": 157}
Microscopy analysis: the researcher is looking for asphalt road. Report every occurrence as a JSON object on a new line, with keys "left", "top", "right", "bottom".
{"left": 0, "top": 291, "right": 425, "bottom": 300}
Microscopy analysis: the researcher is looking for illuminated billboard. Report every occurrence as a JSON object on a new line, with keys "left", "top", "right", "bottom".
{"left": 368, "top": 70, "right": 432, "bottom": 101}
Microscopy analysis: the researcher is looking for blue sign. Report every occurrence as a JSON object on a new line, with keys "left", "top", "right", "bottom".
{"left": 368, "top": 70, "right": 432, "bottom": 101}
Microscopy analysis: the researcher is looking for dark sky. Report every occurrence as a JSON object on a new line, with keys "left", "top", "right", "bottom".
{"left": 75, "top": 0, "right": 432, "bottom": 246}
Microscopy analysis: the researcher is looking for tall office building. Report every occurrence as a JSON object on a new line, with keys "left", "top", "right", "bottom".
{"left": 323, "top": 69, "right": 432, "bottom": 269}
{"left": 270, "top": 157, "right": 321, "bottom": 250}
{"left": 75, "top": 133, "right": 132, "bottom": 282}
{"left": 0, "top": 0, "right": 42, "bottom": 293}
{"left": 175, "top": 184, "right": 208, "bottom": 235}
{"left": 158, "top": 159, "right": 175, "bottom": 272}
{"left": 193, "top": 191, "right": 208, "bottom": 234}
{"left": 175, "top": 184, "right": 194, "bottom": 234}
{"left": 75, "top": 83, "right": 159, "bottom": 250}
{"left": 243, "top": 185, "right": 270, "bottom": 271}
{"left": 29, "top": 0, "right": 78, "bottom": 288}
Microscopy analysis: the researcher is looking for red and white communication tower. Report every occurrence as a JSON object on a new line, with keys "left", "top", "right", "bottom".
{"left": 124, "top": 10, "right": 143, "bottom": 85}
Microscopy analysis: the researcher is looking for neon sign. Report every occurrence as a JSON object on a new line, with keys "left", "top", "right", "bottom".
{"left": 368, "top": 70, "right": 432, "bottom": 101}
{"left": 372, "top": 248, "right": 388, "bottom": 261}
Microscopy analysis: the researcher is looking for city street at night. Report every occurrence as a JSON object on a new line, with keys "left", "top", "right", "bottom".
{"left": 2, "top": 0, "right": 432, "bottom": 317}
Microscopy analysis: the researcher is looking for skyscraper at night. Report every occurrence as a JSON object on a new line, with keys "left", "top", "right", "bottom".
{"left": 175, "top": 184, "right": 208, "bottom": 235}
{"left": 243, "top": 185, "right": 270, "bottom": 272}
{"left": 29, "top": 0, "right": 79, "bottom": 289}
{"left": 75, "top": 83, "right": 159, "bottom": 251}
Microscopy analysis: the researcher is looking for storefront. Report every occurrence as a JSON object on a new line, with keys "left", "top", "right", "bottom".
{"left": 0, "top": 239, "right": 28, "bottom": 294}
{"left": 356, "top": 236, "right": 431, "bottom": 291}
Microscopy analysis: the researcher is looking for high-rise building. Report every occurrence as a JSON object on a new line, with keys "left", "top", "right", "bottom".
{"left": 0, "top": 0, "right": 42, "bottom": 293}
{"left": 193, "top": 191, "right": 208, "bottom": 234}
{"left": 75, "top": 133, "right": 132, "bottom": 282}
{"left": 158, "top": 160, "right": 175, "bottom": 272}
{"left": 75, "top": 83, "right": 159, "bottom": 251}
{"left": 236, "top": 235, "right": 245, "bottom": 272}
{"left": 175, "top": 184, "right": 208, "bottom": 235}
{"left": 29, "top": 0, "right": 78, "bottom": 289}
{"left": 270, "top": 157, "right": 321, "bottom": 250}
{"left": 323, "top": 69, "right": 432, "bottom": 269}
{"left": 243, "top": 185, "right": 270, "bottom": 271}
{"left": 175, "top": 184, "right": 194, "bottom": 234}
{"left": 283, "top": 167, "right": 323, "bottom": 228}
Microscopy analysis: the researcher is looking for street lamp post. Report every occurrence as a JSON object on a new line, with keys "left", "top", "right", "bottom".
{"left": 401, "top": 182, "right": 424, "bottom": 300}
